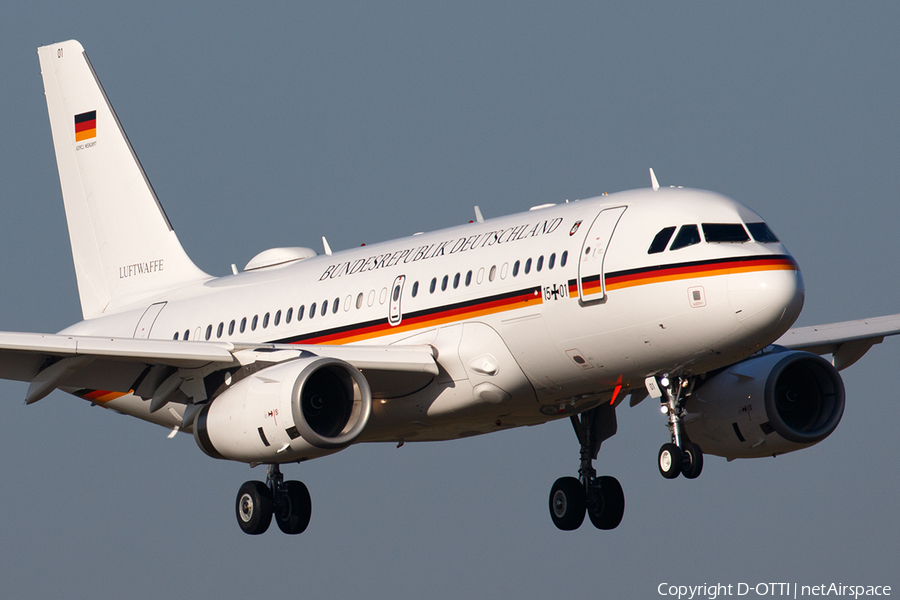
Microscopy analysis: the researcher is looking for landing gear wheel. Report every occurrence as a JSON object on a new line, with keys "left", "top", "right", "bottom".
{"left": 275, "top": 480, "right": 312, "bottom": 535}
{"left": 549, "top": 477, "right": 586, "bottom": 531}
{"left": 681, "top": 442, "right": 703, "bottom": 479}
{"left": 236, "top": 481, "right": 273, "bottom": 535}
{"left": 658, "top": 443, "right": 682, "bottom": 479}
{"left": 587, "top": 476, "right": 625, "bottom": 530}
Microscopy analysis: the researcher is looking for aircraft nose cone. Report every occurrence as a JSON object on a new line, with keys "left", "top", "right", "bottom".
{"left": 727, "top": 260, "right": 804, "bottom": 341}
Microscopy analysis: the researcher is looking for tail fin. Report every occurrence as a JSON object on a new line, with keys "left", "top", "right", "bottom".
{"left": 38, "top": 40, "right": 209, "bottom": 320}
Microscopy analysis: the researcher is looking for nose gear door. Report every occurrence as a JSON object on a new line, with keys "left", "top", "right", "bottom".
{"left": 578, "top": 206, "right": 626, "bottom": 303}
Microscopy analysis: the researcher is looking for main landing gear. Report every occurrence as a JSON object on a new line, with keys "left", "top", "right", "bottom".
{"left": 656, "top": 374, "right": 703, "bottom": 480}
{"left": 236, "top": 464, "right": 312, "bottom": 535}
{"left": 549, "top": 404, "right": 625, "bottom": 531}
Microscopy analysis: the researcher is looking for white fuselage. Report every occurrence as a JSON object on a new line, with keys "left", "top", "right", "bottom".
{"left": 60, "top": 187, "right": 804, "bottom": 447}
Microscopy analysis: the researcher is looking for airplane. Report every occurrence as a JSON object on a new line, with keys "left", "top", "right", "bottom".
{"left": 5, "top": 39, "right": 898, "bottom": 535}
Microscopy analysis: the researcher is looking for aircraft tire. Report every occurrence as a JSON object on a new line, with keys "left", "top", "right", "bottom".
{"left": 587, "top": 476, "right": 625, "bottom": 530}
{"left": 549, "top": 476, "right": 586, "bottom": 531}
{"left": 275, "top": 480, "right": 312, "bottom": 535}
{"left": 681, "top": 442, "right": 703, "bottom": 479}
{"left": 236, "top": 481, "right": 274, "bottom": 535}
{"left": 658, "top": 443, "right": 682, "bottom": 479}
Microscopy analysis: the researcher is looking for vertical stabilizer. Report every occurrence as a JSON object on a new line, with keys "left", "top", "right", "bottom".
{"left": 38, "top": 40, "right": 209, "bottom": 319}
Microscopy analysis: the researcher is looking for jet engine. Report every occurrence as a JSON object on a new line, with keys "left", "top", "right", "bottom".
{"left": 194, "top": 356, "right": 372, "bottom": 463}
{"left": 683, "top": 349, "right": 845, "bottom": 459}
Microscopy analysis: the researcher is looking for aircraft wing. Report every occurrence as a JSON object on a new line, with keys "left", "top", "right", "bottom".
{"left": 0, "top": 331, "right": 438, "bottom": 406}
{"left": 775, "top": 313, "right": 900, "bottom": 370}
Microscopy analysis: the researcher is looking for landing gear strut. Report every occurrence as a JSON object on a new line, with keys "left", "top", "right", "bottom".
{"left": 549, "top": 404, "right": 625, "bottom": 531}
{"left": 656, "top": 374, "right": 703, "bottom": 480}
{"left": 235, "top": 464, "right": 312, "bottom": 535}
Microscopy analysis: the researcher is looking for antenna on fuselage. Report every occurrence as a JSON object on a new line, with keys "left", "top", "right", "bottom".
{"left": 322, "top": 236, "right": 333, "bottom": 256}
{"left": 474, "top": 206, "right": 484, "bottom": 223}
{"left": 649, "top": 168, "right": 660, "bottom": 191}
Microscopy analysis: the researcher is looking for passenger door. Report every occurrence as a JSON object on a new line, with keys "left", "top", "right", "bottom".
{"left": 389, "top": 275, "right": 406, "bottom": 326}
{"left": 578, "top": 206, "right": 626, "bottom": 303}
{"left": 133, "top": 302, "right": 166, "bottom": 338}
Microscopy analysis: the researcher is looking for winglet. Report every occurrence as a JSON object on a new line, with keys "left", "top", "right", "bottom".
{"left": 649, "top": 168, "right": 660, "bottom": 191}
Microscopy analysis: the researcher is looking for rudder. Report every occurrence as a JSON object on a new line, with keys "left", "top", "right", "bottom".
{"left": 38, "top": 40, "right": 209, "bottom": 319}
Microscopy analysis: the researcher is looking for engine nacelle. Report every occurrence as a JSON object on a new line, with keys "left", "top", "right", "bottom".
{"left": 194, "top": 356, "right": 372, "bottom": 463}
{"left": 683, "top": 349, "right": 845, "bottom": 459}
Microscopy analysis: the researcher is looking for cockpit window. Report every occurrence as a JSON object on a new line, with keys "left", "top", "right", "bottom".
{"left": 670, "top": 225, "right": 701, "bottom": 250}
{"left": 746, "top": 222, "right": 779, "bottom": 243}
{"left": 702, "top": 223, "right": 750, "bottom": 243}
{"left": 648, "top": 226, "right": 676, "bottom": 254}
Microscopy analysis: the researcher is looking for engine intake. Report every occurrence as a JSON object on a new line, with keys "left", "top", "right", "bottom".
{"left": 194, "top": 356, "right": 372, "bottom": 463}
{"left": 291, "top": 359, "right": 370, "bottom": 449}
{"left": 683, "top": 349, "right": 845, "bottom": 459}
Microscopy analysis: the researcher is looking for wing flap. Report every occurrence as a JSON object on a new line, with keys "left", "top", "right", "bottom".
{"left": 238, "top": 343, "right": 439, "bottom": 375}
{"left": 0, "top": 332, "right": 438, "bottom": 405}
{"left": 0, "top": 332, "right": 235, "bottom": 368}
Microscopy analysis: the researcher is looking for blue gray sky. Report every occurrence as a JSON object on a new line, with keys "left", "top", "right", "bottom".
{"left": 0, "top": 3, "right": 898, "bottom": 598}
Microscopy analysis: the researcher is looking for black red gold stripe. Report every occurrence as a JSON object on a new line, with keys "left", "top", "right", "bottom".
{"left": 74, "top": 388, "right": 128, "bottom": 403}
{"left": 278, "top": 285, "right": 543, "bottom": 345}
{"left": 74, "top": 110, "right": 97, "bottom": 141}
{"left": 569, "top": 254, "right": 797, "bottom": 297}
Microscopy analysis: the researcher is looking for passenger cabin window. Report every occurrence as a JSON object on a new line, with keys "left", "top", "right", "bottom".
{"left": 430, "top": 278, "right": 437, "bottom": 294}
{"left": 441, "top": 275, "right": 448, "bottom": 291}
{"left": 513, "top": 261, "right": 520, "bottom": 276}
{"left": 466, "top": 271, "right": 472, "bottom": 286}
{"left": 702, "top": 223, "right": 750, "bottom": 243}
{"left": 411, "top": 282, "right": 418, "bottom": 298}
{"left": 217, "top": 322, "right": 224, "bottom": 338}
{"left": 274, "top": 310, "right": 281, "bottom": 326}
{"left": 333, "top": 297, "right": 340, "bottom": 313}
{"left": 561, "top": 251, "right": 568, "bottom": 267}
{"left": 670, "top": 225, "right": 701, "bottom": 250}
{"left": 263, "top": 313, "right": 270, "bottom": 328}
{"left": 286, "top": 308, "right": 293, "bottom": 323}
{"left": 297, "top": 305, "right": 305, "bottom": 321}
{"left": 205, "top": 325, "right": 212, "bottom": 340}
{"left": 240, "top": 318, "right": 246, "bottom": 333}
{"left": 309, "top": 303, "right": 316, "bottom": 319}
{"left": 251, "top": 315, "right": 258, "bottom": 330}
{"left": 648, "top": 226, "right": 677, "bottom": 254}
{"left": 173, "top": 332, "right": 179, "bottom": 340}
{"left": 229, "top": 320, "right": 236, "bottom": 335}
{"left": 747, "top": 222, "right": 779, "bottom": 243}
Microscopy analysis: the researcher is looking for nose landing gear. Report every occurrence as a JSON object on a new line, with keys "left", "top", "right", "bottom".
{"left": 235, "top": 464, "right": 312, "bottom": 535}
{"left": 655, "top": 374, "right": 704, "bottom": 480}
{"left": 549, "top": 404, "right": 625, "bottom": 531}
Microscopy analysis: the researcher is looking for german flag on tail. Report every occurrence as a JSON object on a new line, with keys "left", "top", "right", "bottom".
{"left": 74, "top": 110, "right": 96, "bottom": 141}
